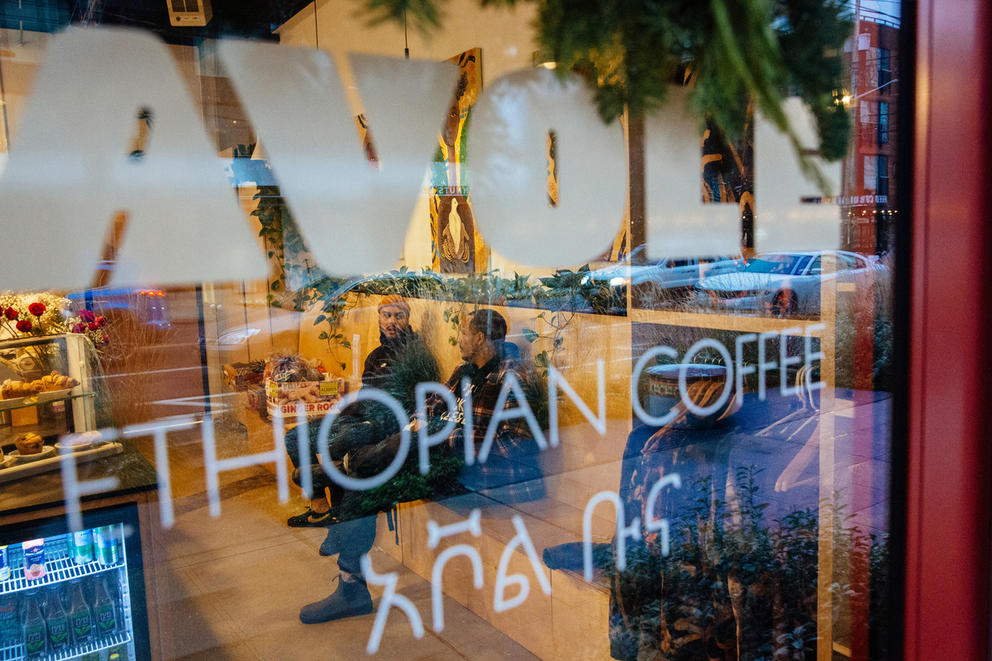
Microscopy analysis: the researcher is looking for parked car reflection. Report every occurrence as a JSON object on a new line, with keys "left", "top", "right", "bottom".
{"left": 580, "top": 246, "right": 746, "bottom": 311}
{"left": 694, "top": 250, "right": 885, "bottom": 316}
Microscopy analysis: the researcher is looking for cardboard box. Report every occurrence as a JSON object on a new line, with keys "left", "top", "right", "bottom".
{"left": 264, "top": 378, "right": 345, "bottom": 419}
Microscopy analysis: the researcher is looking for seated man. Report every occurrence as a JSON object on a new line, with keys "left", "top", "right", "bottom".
{"left": 299, "top": 309, "right": 545, "bottom": 625}
{"left": 443, "top": 308, "right": 546, "bottom": 502}
{"left": 284, "top": 295, "right": 425, "bottom": 527}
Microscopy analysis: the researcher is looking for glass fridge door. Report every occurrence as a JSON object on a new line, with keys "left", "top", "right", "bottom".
{"left": 0, "top": 503, "right": 150, "bottom": 660}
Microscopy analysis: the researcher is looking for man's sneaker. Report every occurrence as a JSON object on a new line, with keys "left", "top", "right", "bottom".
{"left": 287, "top": 507, "right": 334, "bottom": 528}
{"left": 299, "top": 578, "right": 373, "bottom": 624}
{"left": 319, "top": 525, "right": 341, "bottom": 556}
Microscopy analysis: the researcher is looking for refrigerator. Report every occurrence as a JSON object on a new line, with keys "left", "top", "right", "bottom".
{"left": 0, "top": 503, "right": 151, "bottom": 660}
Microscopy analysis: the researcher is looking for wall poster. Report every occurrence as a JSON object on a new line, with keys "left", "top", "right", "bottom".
{"left": 430, "top": 48, "right": 488, "bottom": 273}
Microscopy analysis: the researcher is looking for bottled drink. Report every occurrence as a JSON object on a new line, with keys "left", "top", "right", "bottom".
{"left": 22, "top": 590, "right": 47, "bottom": 658}
{"left": 73, "top": 528, "right": 95, "bottom": 565}
{"left": 95, "top": 527, "right": 119, "bottom": 567}
{"left": 45, "top": 584, "right": 70, "bottom": 651}
{"left": 69, "top": 580, "right": 94, "bottom": 645}
{"left": 0, "top": 544, "right": 9, "bottom": 580}
{"left": 22, "top": 539, "right": 46, "bottom": 580}
{"left": 93, "top": 576, "right": 118, "bottom": 636}
{"left": 0, "top": 594, "right": 18, "bottom": 646}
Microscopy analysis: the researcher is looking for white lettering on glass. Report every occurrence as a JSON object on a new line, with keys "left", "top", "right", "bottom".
{"left": 427, "top": 509, "right": 482, "bottom": 549}
{"left": 644, "top": 88, "right": 740, "bottom": 258}
{"left": 493, "top": 515, "right": 552, "bottom": 613}
{"left": 548, "top": 360, "right": 607, "bottom": 448}
{"left": 755, "top": 99, "right": 842, "bottom": 250}
{"left": 779, "top": 327, "right": 804, "bottom": 396}
{"left": 60, "top": 429, "right": 120, "bottom": 532}
{"left": 201, "top": 415, "right": 289, "bottom": 517}
{"left": 363, "top": 554, "right": 426, "bottom": 654}
{"left": 218, "top": 41, "right": 459, "bottom": 276}
{"left": 415, "top": 382, "right": 458, "bottom": 474}
{"left": 427, "top": 510, "right": 484, "bottom": 631}
{"left": 631, "top": 345, "right": 680, "bottom": 426}
{"left": 120, "top": 416, "right": 204, "bottom": 530}
{"left": 469, "top": 68, "right": 627, "bottom": 267}
{"left": 316, "top": 389, "right": 411, "bottom": 490}
{"left": 679, "top": 338, "right": 733, "bottom": 416}
{"left": 0, "top": 27, "right": 268, "bottom": 290}
{"left": 643, "top": 473, "right": 681, "bottom": 557}
{"left": 478, "top": 372, "right": 547, "bottom": 464}
{"left": 583, "top": 491, "right": 642, "bottom": 581}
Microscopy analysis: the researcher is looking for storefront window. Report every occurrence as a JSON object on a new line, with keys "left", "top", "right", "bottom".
{"left": 0, "top": 0, "right": 904, "bottom": 658}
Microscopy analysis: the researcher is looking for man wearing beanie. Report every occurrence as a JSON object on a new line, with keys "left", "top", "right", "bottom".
{"left": 284, "top": 295, "right": 418, "bottom": 529}
{"left": 292, "top": 294, "right": 441, "bottom": 624}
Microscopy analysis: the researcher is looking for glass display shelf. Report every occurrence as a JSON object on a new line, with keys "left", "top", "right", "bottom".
{"left": 1, "top": 557, "right": 124, "bottom": 597}
{"left": 0, "top": 393, "right": 94, "bottom": 415}
{"left": 0, "top": 629, "right": 131, "bottom": 661}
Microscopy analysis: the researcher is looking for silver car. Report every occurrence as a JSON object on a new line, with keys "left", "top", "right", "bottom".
{"left": 694, "top": 250, "right": 885, "bottom": 316}
{"left": 581, "top": 246, "right": 746, "bottom": 309}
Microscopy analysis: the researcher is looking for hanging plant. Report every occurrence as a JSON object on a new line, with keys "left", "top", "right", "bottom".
{"left": 359, "top": 0, "right": 852, "bottom": 189}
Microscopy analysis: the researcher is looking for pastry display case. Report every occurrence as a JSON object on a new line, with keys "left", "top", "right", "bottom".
{"left": 0, "top": 335, "right": 117, "bottom": 484}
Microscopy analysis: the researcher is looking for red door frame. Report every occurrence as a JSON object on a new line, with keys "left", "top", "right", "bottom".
{"left": 905, "top": 0, "right": 992, "bottom": 657}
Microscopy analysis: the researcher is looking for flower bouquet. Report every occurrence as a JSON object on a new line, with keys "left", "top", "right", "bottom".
{"left": 0, "top": 292, "right": 109, "bottom": 376}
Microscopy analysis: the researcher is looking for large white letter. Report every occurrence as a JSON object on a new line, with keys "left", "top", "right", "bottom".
{"left": 219, "top": 41, "right": 458, "bottom": 275}
{"left": 755, "top": 99, "right": 842, "bottom": 250}
{"left": 0, "top": 27, "right": 267, "bottom": 290}
{"left": 644, "top": 88, "right": 740, "bottom": 258}
{"left": 548, "top": 360, "right": 606, "bottom": 447}
{"left": 469, "top": 68, "right": 626, "bottom": 267}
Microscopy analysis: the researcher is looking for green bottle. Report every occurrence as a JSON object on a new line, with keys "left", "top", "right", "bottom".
{"left": 93, "top": 576, "right": 117, "bottom": 636}
{"left": 22, "top": 590, "right": 47, "bottom": 658}
{"left": 70, "top": 580, "right": 94, "bottom": 644}
{"left": 45, "top": 584, "right": 70, "bottom": 651}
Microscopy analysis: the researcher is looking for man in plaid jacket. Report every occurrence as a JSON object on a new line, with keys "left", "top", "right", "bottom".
{"left": 438, "top": 308, "right": 546, "bottom": 504}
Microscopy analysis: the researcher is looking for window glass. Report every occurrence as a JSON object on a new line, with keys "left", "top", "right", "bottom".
{"left": 0, "top": 1, "right": 902, "bottom": 659}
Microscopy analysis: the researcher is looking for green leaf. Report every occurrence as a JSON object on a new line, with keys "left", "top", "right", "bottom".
{"left": 318, "top": 331, "right": 329, "bottom": 340}
{"left": 315, "top": 314, "right": 327, "bottom": 325}
{"left": 521, "top": 328, "right": 540, "bottom": 343}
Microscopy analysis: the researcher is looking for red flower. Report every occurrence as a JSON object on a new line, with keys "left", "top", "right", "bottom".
{"left": 72, "top": 322, "right": 87, "bottom": 333}
{"left": 28, "top": 302, "right": 46, "bottom": 316}
{"left": 3, "top": 307, "right": 17, "bottom": 320}
{"left": 102, "top": 333, "right": 110, "bottom": 344}
{"left": 94, "top": 315, "right": 106, "bottom": 328}
{"left": 87, "top": 321, "right": 100, "bottom": 331}
{"left": 16, "top": 319, "right": 32, "bottom": 332}
{"left": 79, "top": 310, "right": 96, "bottom": 323}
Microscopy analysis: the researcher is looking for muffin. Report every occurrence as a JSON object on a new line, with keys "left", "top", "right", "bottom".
{"left": 15, "top": 432, "right": 44, "bottom": 455}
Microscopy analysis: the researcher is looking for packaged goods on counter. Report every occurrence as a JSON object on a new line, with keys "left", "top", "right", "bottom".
{"left": 263, "top": 353, "right": 347, "bottom": 419}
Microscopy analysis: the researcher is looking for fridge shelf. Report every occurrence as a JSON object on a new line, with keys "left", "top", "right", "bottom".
{"left": 0, "top": 629, "right": 131, "bottom": 661}
{"left": 1, "top": 557, "right": 124, "bottom": 597}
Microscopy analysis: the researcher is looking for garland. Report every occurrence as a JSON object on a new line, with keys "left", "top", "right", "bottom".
{"left": 359, "top": 0, "right": 852, "bottom": 189}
